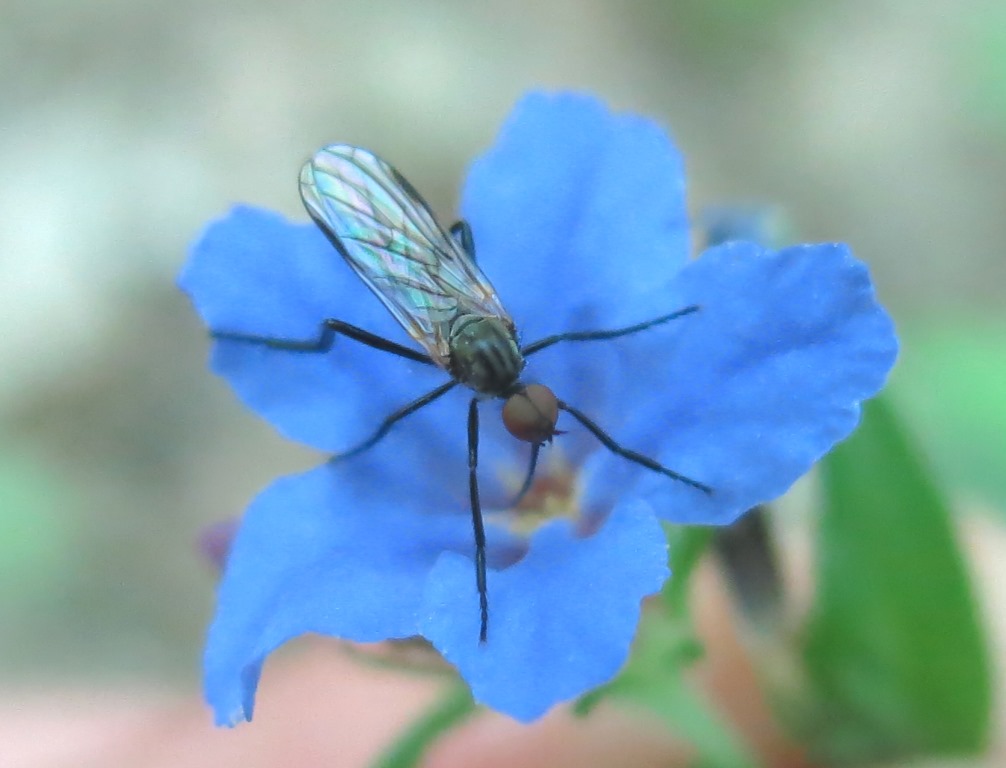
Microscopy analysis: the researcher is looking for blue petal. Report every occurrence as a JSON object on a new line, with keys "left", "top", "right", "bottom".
{"left": 461, "top": 92, "right": 690, "bottom": 346}
{"left": 203, "top": 462, "right": 477, "bottom": 726}
{"left": 582, "top": 241, "right": 898, "bottom": 525}
{"left": 179, "top": 205, "right": 446, "bottom": 452}
{"left": 420, "top": 499, "right": 669, "bottom": 722}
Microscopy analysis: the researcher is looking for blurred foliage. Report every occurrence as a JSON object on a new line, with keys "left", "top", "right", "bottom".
{"left": 894, "top": 318, "right": 1006, "bottom": 514}
{"left": 372, "top": 681, "right": 476, "bottom": 768}
{"left": 800, "top": 396, "right": 991, "bottom": 762}
{"left": 0, "top": 285, "right": 237, "bottom": 681}
{"left": 0, "top": 450, "right": 77, "bottom": 607}
{"left": 638, "top": 0, "right": 814, "bottom": 69}
{"left": 958, "top": 3, "right": 1006, "bottom": 131}
{"left": 576, "top": 526, "right": 759, "bottom": 768}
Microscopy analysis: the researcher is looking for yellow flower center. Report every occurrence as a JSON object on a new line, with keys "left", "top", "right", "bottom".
{"left": 493, "top": 452, "right": 581, "bottom": 535}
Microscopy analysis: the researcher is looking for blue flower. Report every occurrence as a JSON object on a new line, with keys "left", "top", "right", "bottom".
{"left": 179, "top": 92, "right": 898, "bottom": 724}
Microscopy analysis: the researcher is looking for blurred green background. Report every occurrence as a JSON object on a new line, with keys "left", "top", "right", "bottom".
{"left": 1, "top": 0, "right": 1003, "bottom": 726}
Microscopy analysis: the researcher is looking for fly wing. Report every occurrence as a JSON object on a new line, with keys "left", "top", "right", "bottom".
{"left": 299, "top": 145, "right": 512, "bottom": 369}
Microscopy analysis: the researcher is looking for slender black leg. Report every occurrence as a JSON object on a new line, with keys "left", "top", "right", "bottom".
{"left": 450, "top": 220, "right": 476, "bottom": 261}
{"left": 507, "top": 442, "right": 542, "bottom": 508}
{"left": 467, "top": 397, "right": 489, "bottom": 643}
{"left": 557, "top": 401, "right": 713, "bottom": 495}
{"left": 212, "top": 318, "right": 434, "bottom": 365}
{"left": 329, "top": 380, "right": 458, "bottom": 462}
{"left": 522, "top": 305, "right": 700, "bottom": 357}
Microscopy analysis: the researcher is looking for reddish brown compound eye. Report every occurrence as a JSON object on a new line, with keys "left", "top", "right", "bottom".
{"left": 502, "top": 384, "right": 559, "bottom": 443}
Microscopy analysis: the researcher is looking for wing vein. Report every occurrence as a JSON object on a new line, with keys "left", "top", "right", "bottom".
{"left": 299, "top": 144, "right": 514, "bottom": 369}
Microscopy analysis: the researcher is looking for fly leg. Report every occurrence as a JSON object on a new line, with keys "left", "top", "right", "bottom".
{"left": 212, "top": 319, "right": 434, "bottom": 364}
{"left": 522, "top": 305, "right": 700, "bottom": 357}
{"left": 468, "top": 397, "right": 490, "bottom": 643}
{"left": 449, "top": 220, "right": 476, "bottom": 261}
{"left": 330, "top": 381, "right": 457, "bottom": 461}
{"left": 558, "top": 401, "right": 712, "bottom": 495}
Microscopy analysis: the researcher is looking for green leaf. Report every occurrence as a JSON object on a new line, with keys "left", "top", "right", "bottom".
{"left": 663, "top": 524, "right": 716, "bottom": 617}
{"left": 370, "top": 681, "right": 476, "bottom": 768}
{"left": 801, "top": 395, "right": 991, "bottom": 762}
{"left": 0, "top": 450, "right": 77, "bottom": 606}
{"left": 957, "top": 5, "right": 1006, "bottom": 129}
{"left": 893, "top": 318, "right": 1006, "bottom": 513}
{"left": 578, "top": 526, "right": 761, "bottom": 768}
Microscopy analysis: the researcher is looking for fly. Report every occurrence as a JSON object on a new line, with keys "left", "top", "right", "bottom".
{"left": 212, "top": 145, "right": 712, "bottom": 643}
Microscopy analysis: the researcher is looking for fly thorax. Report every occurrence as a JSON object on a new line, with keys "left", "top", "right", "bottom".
{"left": 448, "top": 315, "right": 524, "bottom": 396}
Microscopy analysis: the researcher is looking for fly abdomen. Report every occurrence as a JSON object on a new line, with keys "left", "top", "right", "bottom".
{"left": 449, "top": 315, "right": 524, "bottom": 396}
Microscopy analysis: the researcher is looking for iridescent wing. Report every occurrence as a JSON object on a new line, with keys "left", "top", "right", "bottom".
{"left": 299, "top": 145, "right": 512, "bottom": 370}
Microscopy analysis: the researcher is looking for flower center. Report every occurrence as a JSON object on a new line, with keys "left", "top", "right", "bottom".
{"left": 494, "top": 453, "right": 581, "bottom": 535}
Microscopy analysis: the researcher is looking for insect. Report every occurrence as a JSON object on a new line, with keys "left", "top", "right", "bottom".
{"left": 213, "top": 145, "right": 712, "bottom": 643}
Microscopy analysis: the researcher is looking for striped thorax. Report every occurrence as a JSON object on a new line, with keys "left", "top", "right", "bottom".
{"left": 448, "top": 315, "right": 524, "bottom": 397}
